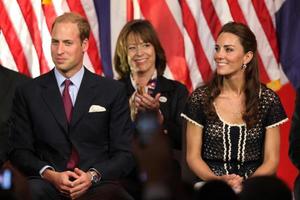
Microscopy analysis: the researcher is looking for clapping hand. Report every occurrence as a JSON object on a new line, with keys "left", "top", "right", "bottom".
{"left": 130, "top": 91, "right": 164, "bottom": 123}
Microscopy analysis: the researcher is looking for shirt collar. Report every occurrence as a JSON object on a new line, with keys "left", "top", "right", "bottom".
{"left": 54, "top": 66, "right": 85, "bottom": 88}
{"left": 130, "top": 69, "right": 157, "bottom": 90}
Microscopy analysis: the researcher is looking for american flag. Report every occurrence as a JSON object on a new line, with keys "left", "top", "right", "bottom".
{"left": 0, "top": 0, "right": 298, "bottom": 188}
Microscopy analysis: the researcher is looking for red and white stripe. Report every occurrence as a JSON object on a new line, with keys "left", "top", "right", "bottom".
{"left": 0, "top": 0, "right": 102, "bottom": 77}
{"left": 1, "top": 0, "right": 285, "bottom": 86}
{"left": 110, "top": 0, "right": 285, "bottom": 90}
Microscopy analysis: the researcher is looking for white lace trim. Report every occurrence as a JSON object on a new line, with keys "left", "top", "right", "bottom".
{"left": 227, "top": 125, "right": 232, "bottom": 163}
{"left": 213, "top": 102, "right": 246, "bottom": 127}
{"left": 180, "top": 113, "right": 204, "bottom": 128}
{"left": 222, "top": 123, "right": 227, "bottom": 163}
{"left": 266, "top": 118, "right": 288, "bottom": 129}
{"left": 241, "top": 126, "right": 247, "bottom": 163}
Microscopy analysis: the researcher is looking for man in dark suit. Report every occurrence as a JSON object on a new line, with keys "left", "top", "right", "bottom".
{"left": 289, "top": 88, "right": 300, "bottom": 200}
{"left": 9, "top": 12, "right": 134, "bottom": 200}
{"left": 0, "top": 65, "right": 29, "bottom": 167}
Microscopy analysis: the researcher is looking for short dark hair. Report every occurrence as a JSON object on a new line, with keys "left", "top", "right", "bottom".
{"left": 51, "top": 12, "right": 90, "bottom": 42}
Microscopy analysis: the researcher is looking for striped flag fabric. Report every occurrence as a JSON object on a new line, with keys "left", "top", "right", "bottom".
{"left": 0, "top": 0, "right": 298, "bottom": 188}
{"left": 0, "top": 0, "right": 102, "bottom": 77}
{"left": 276, "top": 0, "right": 300, "bottom": 90}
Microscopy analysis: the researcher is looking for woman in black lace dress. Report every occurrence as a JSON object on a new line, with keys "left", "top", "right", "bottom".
{"left": 181, "top": 22, "right": 287, "bottom": 191}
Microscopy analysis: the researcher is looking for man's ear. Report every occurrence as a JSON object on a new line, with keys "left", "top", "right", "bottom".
{"left": 243, "top": 51, "right": 253, "bottom": 65}
{"left": 82, "top": 38, "right": 89, "bottom": 53}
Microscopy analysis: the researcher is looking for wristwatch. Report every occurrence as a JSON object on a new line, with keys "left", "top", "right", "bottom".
{"left": 88, "top": 170, "right": 101, "bottom": 184}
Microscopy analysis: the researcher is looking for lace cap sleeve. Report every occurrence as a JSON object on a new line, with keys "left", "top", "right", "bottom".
{"left": 262, "top": 87, "right": 288, "bottom": 128}
{"left": 181, "top": 87, "right": 207, "bottom": 128}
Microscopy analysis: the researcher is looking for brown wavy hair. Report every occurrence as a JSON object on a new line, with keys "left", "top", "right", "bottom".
{"left": 205, "top": 22, "right": 260, "bottom": 128}
{"left": 114, "top": 19, "right": 166, "bottom": 79}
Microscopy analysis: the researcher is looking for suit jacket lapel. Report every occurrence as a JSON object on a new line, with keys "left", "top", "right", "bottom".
{"left": 0, "top": 68, "right": 10, "bottom": 105}
{"left": 123, "top": 76, "right": 135, "bottom": 97}
{"left": 71, "top": 69, "right": 97, "bottom": 127}
{"left": 41, "top": 70, "right": 69, "bottom": 133}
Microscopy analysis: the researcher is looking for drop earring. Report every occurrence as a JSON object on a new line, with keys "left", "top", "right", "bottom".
{"left": 242, "top": 64, "right": 247, "bottom": 69}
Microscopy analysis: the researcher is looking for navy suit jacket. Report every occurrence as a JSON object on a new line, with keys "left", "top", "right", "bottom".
{"left": 9, "top": 68, "right": 134, "bottom": 180}
{"left": 0, "top": 66, "right": 30, "bottom": 166}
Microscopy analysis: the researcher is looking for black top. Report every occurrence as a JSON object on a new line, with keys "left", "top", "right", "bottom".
{"left": 120, "top": 75, "right": 188, "bottom": 150}
{"left": 0, "top": 66, "right": 30, "bottom": 166}
{"left": 182, "top": 84, "right": 287, "bottom": 178}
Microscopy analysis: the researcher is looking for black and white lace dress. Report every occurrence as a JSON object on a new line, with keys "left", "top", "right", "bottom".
{"left": 181, "top": 84, "right": 288, "bottom": 178}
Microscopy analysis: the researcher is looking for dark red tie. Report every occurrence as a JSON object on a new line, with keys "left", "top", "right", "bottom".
{"left": 62, "top": 79, "right": 79, "bottom": 169}
{"left": 62, "top": 79, "right": 73, "bottom": 122}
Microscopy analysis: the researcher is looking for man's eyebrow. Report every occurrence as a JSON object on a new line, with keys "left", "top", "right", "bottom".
{"left": 62, "top": 39, "right": 73, "bottom": 43}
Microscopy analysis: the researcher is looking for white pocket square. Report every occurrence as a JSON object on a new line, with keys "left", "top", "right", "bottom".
{"left": 89, "top": 105, "right": 106, "bottom": 113}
